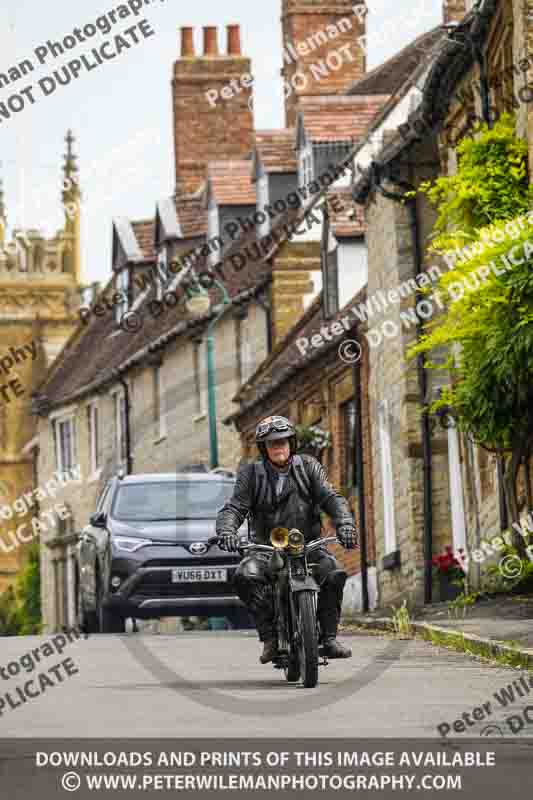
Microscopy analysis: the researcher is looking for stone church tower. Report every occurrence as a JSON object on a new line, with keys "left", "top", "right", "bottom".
{"left": 0, "top": 131, "right": 82, "bottom": 595}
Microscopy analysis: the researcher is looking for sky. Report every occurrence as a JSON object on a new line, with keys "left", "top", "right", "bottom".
{"left": 0, "top": 0, "right": 443, "bottom": 285}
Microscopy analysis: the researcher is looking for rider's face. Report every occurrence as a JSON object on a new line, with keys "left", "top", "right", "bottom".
{"left": 265, "top": 438, "right": 290, "bottom": 466}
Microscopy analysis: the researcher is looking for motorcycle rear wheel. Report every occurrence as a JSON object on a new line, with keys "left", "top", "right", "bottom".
{"left": 297, "top": 591, "right": 319, "bottom": 688}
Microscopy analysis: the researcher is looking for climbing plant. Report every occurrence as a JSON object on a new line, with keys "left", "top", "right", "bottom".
{"left": 410, "top": 114, "right": 533, "bottom": 553}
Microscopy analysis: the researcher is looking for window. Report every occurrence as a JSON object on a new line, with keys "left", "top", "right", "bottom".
{"left": 54, "top": 416, "right": 76, "bottom": 472}
{"left": 112, "top": 480, "right": 235, "bottom": 522}
{"left": 155, "top": 248, "right": 169, "bottom": 301}
{"left": 342, "top": 399, "right": 357, "bottom": 491}
{"left": 87, "top": 403, "right": 99, "bottom": 474}
{"left": 257, "top": 175, "right": 270, "bottom": 238}
{"left": 235, "top": 315, "right": 253, "bottom": 385}
{"left": 115, "top": 267, "right": 130, "bottom": 323}
{"left": 378, "top": 400, "right": 397, "bottom": 555}
{"left": 153, "top": 365, "right": 167, "bottom": 440}
{"left": 113, "top": 391, "right": 127, "bottom": 465}
{"left": 208, "top": 207, "right": 220, "bottom": 267}
{"left": 193, "top": 340, "right": 206, "bottom": 416}
{"left": 299, "top": 147, "right": 313, "bottom": 188}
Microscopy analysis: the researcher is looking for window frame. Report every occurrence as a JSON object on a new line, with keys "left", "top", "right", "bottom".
{"left": 153, "top": 363, "right": 167, "bottom": 441}
{"left": 115, "top": 267, "right": 130, "bottom": 323}
{"left": 111, "top": 388, "right": 127, "bottom": 466}
{"left": 86, "top": 401, "right": 100, "bottom": 476}
{"left": 53, "top": 413, "right": 76, "bottom": 473}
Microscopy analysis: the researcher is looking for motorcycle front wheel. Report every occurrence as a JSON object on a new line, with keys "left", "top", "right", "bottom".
{"left": 297, "top": 591, "right": 319, "bottom": 688}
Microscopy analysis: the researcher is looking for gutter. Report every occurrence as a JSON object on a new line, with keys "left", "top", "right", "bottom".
{"left": 117, "top": 375, "right": 133, "bottom": 475}
{"left": 352, "top": 357, "right": 369, "bottom": 613}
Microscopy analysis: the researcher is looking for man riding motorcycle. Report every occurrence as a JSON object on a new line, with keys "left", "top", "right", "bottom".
{"left": 216, "top": 415, "right": 358, "bottom": 664}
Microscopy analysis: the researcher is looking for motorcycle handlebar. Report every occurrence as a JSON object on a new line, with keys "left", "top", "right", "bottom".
{"left": 208, "top": 536, "right": 339, "bottom": 552}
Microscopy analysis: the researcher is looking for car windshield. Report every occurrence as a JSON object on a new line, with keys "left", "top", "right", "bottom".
{"left": 112, "top": 480, "right": 235, "bottom": 522}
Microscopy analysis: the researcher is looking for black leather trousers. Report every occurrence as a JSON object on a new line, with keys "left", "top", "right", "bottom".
{"left": 233, "top": 547, "right": 347, "bottom": 642}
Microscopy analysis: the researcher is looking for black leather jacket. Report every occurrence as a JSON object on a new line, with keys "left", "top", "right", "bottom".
{"left": 216, "top": 455, "right": 355, "bottom": 545}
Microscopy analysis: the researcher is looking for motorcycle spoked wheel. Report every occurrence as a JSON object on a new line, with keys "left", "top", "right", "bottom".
{"left": 296, "top": 590, "right": 319, "bottom": 688}
{"left": 276, "top": 586, "right": 301, "bottom": 682}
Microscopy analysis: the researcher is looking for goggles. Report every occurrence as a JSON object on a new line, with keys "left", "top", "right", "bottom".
{"left": 256, "top": 417, "right": 291, "bottom": 437}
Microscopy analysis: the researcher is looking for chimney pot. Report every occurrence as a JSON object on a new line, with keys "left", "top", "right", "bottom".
{"left": 203, "top": 26, "right": 219, "bottom": 56}
{"left": 227, "top": 25, "right": 241, "bottom": 56}
{"left": 181, "top": 27, "right": 194, "bottom": 57}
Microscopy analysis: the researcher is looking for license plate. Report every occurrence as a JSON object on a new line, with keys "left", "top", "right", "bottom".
{"left": 171, "top": 568, "right": 228, "bottom": 583}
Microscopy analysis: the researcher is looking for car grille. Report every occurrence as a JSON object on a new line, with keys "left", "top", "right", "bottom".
{"left": 142, "top": 558, "right": 240, "bottom": 568}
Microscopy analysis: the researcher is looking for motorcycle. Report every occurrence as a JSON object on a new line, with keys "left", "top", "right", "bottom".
{"left": 213, "top": 528, "right": 339, "bottom": 688}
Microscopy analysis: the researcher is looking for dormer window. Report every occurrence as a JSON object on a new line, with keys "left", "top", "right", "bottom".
{"left": 257, "top": 174, "right": 270, "bottom": 238}
{"left": 299, "top": 147, "right": 313, "bottom": 188}
{"left": 208, "top": 207, "right": 220, "bottom": 267}
{"left": 156, "top": 248, "right": 168, "bottom": 301}
{"left": 115, "top": 267, "right": 130, "bottom": 323}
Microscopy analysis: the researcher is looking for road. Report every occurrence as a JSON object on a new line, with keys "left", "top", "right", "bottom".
{"left": 1, "top": 629, "right": 532, "bottom": 738}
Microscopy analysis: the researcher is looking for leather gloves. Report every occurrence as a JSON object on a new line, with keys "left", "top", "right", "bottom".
{"left": 218, "top": 532, "right": 240, "bottom": 553}
{"left": 337, "top": 525, "right": 358, "bottom": 550}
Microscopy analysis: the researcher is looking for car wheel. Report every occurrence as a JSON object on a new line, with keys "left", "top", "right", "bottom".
{"left": 96, "top": 581, "right": 125, "bottom": 634}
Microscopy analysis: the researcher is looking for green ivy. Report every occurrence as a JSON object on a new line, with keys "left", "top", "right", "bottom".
{"left": 419, "top": 114, "right": 533, "bottom": 252}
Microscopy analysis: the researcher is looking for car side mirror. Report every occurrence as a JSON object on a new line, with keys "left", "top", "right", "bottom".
{"left": 90, "top": 511, "right": 107, "bottom": 528}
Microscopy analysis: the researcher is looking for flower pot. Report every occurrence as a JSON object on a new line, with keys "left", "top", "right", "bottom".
{"left": 438, "top": 573, "right": 463, "bottom": 602}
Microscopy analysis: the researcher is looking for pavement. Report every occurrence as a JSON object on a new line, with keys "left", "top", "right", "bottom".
{"left": 347, "top": 594, "right": 533, "bottom": 665}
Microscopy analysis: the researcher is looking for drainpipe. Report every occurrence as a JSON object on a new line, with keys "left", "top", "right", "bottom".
{"left": 373, "top": 168, "right": 433, "bottom": 605}
{"left": 497, "top": 456, "right": 508, "bottom": 531}
{"left": 118, "top": 377, "right": 133, "bottom": 475}
{"left": 352, "top": 359, "right": 369, "bottom": 613}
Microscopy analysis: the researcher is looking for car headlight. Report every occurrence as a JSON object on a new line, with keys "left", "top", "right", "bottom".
{"left": 113, "top": 537, "right": 153, "bottom": 552}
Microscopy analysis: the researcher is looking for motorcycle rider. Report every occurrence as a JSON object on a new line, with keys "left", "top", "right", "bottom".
{"left": 216, "top": 415, "right": 358, "bottom": 664}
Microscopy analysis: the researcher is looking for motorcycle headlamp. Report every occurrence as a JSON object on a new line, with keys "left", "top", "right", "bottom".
{"left": 288, "top": 528, "right": 305, "bottom": 553}
{"left": 271, "top": 527, "right": 289, "bottom": 549}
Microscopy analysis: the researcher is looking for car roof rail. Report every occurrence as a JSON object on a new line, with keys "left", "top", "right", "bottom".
{"left": 210, "top": 467, "right": 236, "bottom": 478}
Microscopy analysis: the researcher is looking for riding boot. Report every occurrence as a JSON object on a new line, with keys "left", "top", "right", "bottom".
{"left": 317, "top": 569, "right": 352, "bottom": 658}
{"left": 234, "top": 577, "right": 276, "bottom": 642}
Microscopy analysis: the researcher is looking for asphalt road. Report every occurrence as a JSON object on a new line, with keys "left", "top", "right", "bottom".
{"left": 1, "top": 629, "right": 533, "bottom": 738}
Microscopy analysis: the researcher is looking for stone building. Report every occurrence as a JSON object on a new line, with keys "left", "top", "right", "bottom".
{"left": 0, "top": 133, "right": 82, "bottom": 596}
{"left": 352, "top": 0, "right": 533, "bottom": 606}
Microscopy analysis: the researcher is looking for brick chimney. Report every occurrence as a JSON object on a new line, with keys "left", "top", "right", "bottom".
{"left": 173, "top": 25, "right": 255, "bottom": 196}
{"left": 281, "top": 0, "right": 367, "bottom": 127}
{"left": 443, "top": 0, "right": 467, "bottom": 25}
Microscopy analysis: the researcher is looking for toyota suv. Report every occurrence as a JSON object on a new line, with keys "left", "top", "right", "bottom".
{"left": 76, "top": 472, "right": 250, "bottom": 633}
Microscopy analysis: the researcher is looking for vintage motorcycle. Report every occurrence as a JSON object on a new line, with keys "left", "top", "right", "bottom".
{"left": 214, "top": 528, "right": 339, "bottom": 688}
